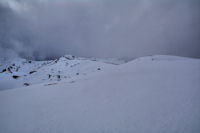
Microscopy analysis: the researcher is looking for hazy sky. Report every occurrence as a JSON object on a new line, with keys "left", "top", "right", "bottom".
{"left": 0, "top": 0, "right": 200, "bottom": 60}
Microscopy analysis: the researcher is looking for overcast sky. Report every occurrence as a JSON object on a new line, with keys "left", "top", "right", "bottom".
{"left": 0, "top": 0, "right": 200, "bottom": 60}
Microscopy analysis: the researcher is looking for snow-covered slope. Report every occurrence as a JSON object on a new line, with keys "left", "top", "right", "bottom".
{"left": 0, "top": 55, "right": 124, "bottom": 90}
{"left": 0, "top": 55, "right": 200, "bottom": 133}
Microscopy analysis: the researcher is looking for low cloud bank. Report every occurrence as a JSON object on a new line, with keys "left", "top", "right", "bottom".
{"left": 0, "top": 0, "right": 200, "bottom": 60}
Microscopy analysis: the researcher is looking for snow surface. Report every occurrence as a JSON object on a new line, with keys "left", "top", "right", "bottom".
{"left": 0, "top": 55, "right": 200, "bottom": 133}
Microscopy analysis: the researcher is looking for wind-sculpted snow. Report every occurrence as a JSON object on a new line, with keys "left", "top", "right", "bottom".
{"left": 0, "top": 55, "right": 200, "bottom": 133}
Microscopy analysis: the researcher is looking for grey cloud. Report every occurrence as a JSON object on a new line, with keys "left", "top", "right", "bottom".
{"left": 0, "top": 0, "right": 200, "bottom": 60}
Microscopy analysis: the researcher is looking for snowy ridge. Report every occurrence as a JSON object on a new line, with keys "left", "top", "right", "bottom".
{"left": 0, "top": 55, "right": 124, "bottom": 90}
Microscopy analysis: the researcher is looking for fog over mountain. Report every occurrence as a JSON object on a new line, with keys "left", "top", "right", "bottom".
{"left": 0, "top": 0, "right": 200, "bottom": 60}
